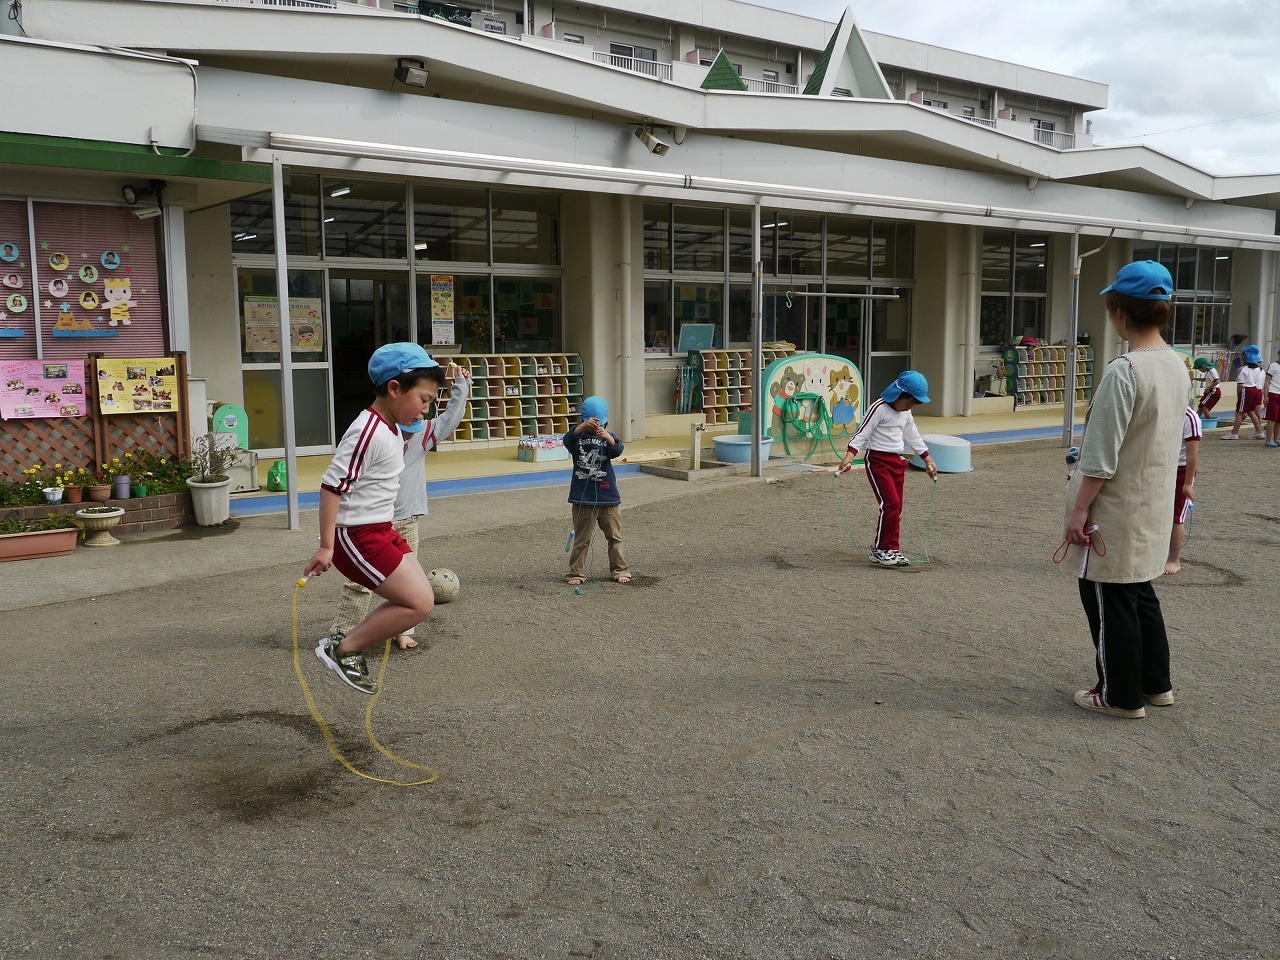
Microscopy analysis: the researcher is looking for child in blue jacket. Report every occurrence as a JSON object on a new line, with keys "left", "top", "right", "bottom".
{"left": 564, "top": 396, "right": 631, "bottom": 585}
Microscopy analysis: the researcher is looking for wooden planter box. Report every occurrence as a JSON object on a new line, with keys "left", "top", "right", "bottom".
{"left": 0, "top": 490, "right": 194, "bottom": 537}
{"left": 0, "top": 526, "right": 79, "bottom": 562}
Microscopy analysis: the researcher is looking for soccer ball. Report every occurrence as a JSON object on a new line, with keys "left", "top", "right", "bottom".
{"left": 428, "top": 568, "right": 460, "bottom": 603}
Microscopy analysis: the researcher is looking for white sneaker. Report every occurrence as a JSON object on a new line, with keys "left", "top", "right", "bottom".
{"left": 869, "top": 549, "right": 898, "bottom": 567}
{"left": 887, "top": 549, "right": 911, "bottom": 566}
{"left": 1073, "top": 688, "right": 1145, "bottom": 718}
{"left": 1222, "top": 433, "right": 1239, "bottom": 440}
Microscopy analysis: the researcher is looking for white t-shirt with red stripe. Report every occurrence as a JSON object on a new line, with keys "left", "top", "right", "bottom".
{"left": 1179, "top": 405, "right": 1202, "bottom": 468}
{"left": 321, "top": 407, "right": 404, "bottom": 527}
{"left": 846, "top": 398, "right": 929, "bottom": 457}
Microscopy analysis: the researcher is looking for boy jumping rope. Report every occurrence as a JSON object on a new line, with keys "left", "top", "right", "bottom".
{"left": 304, "top": 343, "right": 443, "bottom": 694}
{"left": 836, "top": 371, "right": 938, "bottom": 566}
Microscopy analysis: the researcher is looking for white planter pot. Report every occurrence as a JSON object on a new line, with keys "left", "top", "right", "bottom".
{"left": 186, "top": 476, "right": 233, "bottom": 526}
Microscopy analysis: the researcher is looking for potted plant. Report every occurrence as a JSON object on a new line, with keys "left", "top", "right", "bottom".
{"left": 0, "top": 512, "right": 79, "bottom": 562}
{"left": 74, "top": 504, "right": 127, "bottom": 547}
{"left": 185, "top": 432, "right": 244, "bottom": 526}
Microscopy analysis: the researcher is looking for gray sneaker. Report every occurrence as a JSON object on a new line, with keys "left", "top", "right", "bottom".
{"left": 315, "top": 634, "right": 377, "bottom": 695}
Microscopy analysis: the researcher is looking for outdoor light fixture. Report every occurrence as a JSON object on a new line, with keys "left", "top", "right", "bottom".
{"left": 328, "top": 183, "right": 351, "bottom": 198}
{"left": 634, "top": 125, "right": 670, "bottom": 157}
{"left": 394, "top": 58, "right": 429, "bottom": 88}
{"left": 122, "top": 179, "right": 167, "bottom": 208}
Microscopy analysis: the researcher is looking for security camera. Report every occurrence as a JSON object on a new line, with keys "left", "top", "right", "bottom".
{"left": 635, "top": 126, "right": 670, "bottom": 157}
{"left": 132, "top": 205, "right": 163, "bottom": 221}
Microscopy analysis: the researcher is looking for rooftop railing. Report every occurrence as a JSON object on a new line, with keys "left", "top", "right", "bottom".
{"left": 744, "top": 78, "right": 799, "bottom": 95}
{"left": 212, "top": 0, "right": 338, "bottom": 8}
{"left": 592, "top": 51, "right": 672, "bottom": 81}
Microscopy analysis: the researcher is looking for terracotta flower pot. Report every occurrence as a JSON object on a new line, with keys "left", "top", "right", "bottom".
{"left": 88, "top": 484, "right": 112, "bottom": 503}
{"left": 64, "top": 486, "right": 83, "bottom": 504}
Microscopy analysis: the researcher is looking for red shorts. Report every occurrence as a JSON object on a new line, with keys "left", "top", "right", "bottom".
{"left": 1198, "top": 387, "right": 1220, "bottom": 414}
{"left": 1238, "top": 386, "right": 1263, "bottom": 413}
{"left": 1173, "top": 466, "right": 1193, "bottom": 523}
{"left": 1266, "top": 393, "right": 1280, "bottom": 422}
{"left": 334, "top": 522, "right": 411, "bottom": 590}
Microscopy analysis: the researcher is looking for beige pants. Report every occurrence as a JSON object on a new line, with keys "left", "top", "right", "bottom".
{"left": 568, "top": 503, "right": 628, "bottom": 580}
{"left": 331, "top": 515, "right": 422, "bottom": 638}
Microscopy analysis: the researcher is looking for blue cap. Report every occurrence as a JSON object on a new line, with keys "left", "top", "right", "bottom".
{"left": 1100, "top": 260, "right": 1174, "bottom": 301}
{"left": 368, "top": 342, "right": 437, "bottom": 386}
{"left": 581, "top": 395, "right": 608, "bottom": 425}
{"left": 1243, "top": 344, "right": 1263, "bottom": 364}
{"left": 881, "top": 371, "right": 930, "bottom": 404}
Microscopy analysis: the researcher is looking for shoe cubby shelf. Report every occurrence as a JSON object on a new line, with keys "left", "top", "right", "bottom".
{"left": 1001, "top": 344, "right": 1093, "bottom": 408}
{"left": 688, "top": 348, "right": 796, "bottom": 426}
{"left": 431, "top": 353, "right": 583, "bottom": 447}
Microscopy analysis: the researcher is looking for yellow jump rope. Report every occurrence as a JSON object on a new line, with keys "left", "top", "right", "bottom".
{"left": 291, "top": 576, "right": 438, "bottom": 787}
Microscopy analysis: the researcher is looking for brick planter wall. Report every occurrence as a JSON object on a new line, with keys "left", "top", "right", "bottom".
{"left": 1, "top": 491, "right": 194, "bottom": 536}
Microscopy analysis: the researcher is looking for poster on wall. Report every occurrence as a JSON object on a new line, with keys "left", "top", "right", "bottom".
{"left": 430, "top": 275, "right": 456, "bottom": 344}
{"left": 0, "top": 359, "right": 87, "bottom": 419}
{"left": 242, "top": 297, "right": 325, "bottom": 353}
{"left": 94, "top": 357, "right": 180, "bottom": 415}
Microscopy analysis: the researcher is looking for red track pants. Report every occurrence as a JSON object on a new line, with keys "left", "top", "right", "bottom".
{"left": 865, "top": 450, "right": 906, "bottom": 551}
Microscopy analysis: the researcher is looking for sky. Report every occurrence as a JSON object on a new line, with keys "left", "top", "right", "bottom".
{"left": 743, "top": 0, "right": 1280, "bottom": 177}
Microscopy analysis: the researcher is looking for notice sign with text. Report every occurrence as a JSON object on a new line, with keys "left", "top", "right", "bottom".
{"left": 430, "top": 275, "right": 455, "bottom": 344}
{"left": 242, "top": 297, "right": 325, "bottom": 353}
{"left": 0, "top": 359, "right": 87, "bottom": 419}
{"left": 95, "top": 357, "right": 180, "bottom": 415}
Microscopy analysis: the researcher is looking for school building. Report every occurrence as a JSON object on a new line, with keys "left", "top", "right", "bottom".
{"left": 3, "top": 0, "right": 1279, "bottom": 463}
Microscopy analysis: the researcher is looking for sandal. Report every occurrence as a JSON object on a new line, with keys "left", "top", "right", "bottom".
{"left": 566, "top": 576, "right": 586, "bottom": 586}
{"left": 613, "top": 574, "right": 632, "bottom": 585}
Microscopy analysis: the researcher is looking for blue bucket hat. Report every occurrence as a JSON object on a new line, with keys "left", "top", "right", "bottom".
{"left": 368, "top": 342, "right": 437, "bottom": 386}
{"left": 581, "top": 395, "right": 608, "bottom": 425}
{"left": 882, "top": 371, "right": 930, "bottom": 404}
{"left": 1100, "top": 260, "right": 1174, "bottom": 301}
{"left": 1243, "top": 344, "right": 1263, "bottom": 364}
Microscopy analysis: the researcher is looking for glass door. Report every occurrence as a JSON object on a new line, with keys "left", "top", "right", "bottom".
{"left": 823, "top": 286, "right": 912, "bottom": 400}
{"left": 328, "top": 269, "right": 410, "bottom": 438}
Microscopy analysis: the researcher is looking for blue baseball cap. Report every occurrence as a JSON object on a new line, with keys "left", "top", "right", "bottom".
{"left": 581, "top": 395, "right": 608, "bottom": 425}
{"left": 368, "top": 342, "right": 438, "bottom": 386}
{"left": 882, "top": 371, "right": 930, "bottom": 404}
{"left": 1100, "top": 260, "right": 1174, "bottom": 301}
{"left": 1243, "top": 344, "right": 1263, "bottom": 364}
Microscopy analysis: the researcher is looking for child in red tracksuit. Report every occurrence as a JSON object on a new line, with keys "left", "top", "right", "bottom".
{"left": 837, "top": 371, "right": 938, "bottom": 566}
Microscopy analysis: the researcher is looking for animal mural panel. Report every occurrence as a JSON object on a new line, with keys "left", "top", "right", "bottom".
{"left": 763, "top": 353, "right": 863, "bottom": 444}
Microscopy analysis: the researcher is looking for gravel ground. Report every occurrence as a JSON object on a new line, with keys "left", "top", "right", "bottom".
{"left": 3, "top": 435, "right": 1277, "bottom": 960}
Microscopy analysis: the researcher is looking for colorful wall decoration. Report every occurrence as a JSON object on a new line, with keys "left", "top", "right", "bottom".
{"left": 0, "top": 359, "right": 88, "bottom": 419}
{"left": 761, "top": 352, "right": 864, "bottom": 441}
{"left": 95, "top": 357, "right": 180, "bottom": 415}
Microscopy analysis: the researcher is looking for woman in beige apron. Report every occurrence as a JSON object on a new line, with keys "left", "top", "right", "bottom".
{"left": 1063, "top": 260, "right": 1190, "bottom": 718}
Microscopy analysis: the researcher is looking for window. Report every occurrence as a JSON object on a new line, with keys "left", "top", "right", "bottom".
{"left": 1133, "top": 241, "right": 1234, "bottom": 347}
{"left": 481, "top": 17, "right": 506, "bottom": 34}
{"left": 322, "top": 179, "right": 407, "bottom": 259}
{"left": 922, "top": 97, "right": 948, "bottom": 109}
{"left": 673, "top": 205, "right": 724, "bottom": 273}
{"left": 763, "top": 69, "right": 779, "bottom": 84}
{"left": 962, "top": 106, "right": 975, "bottom": 118}
{"left": 491, "top": 190, "right": 559, "bottom": 265}
{"left": 564, "top": 33, "right": 584, "bottom": 44}
{"left": 412, "top": 185, "right": 488, "bottom": 263}
{"left": 980, "top": 231, "right": 1048, "bottom": 345}
{"left": 1032, "top": 118, "right": 1056, "bottom": 145}
{"left": 230, "top": 174, "right": 322, "bottom": 257}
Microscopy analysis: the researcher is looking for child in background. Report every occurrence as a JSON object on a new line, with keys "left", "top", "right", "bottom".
{"left": 564, "top": 395, "right": 631, "bottom": 586}
{"left": 329, "top": 360, "right": 471, "bottom": 650}
{"left": 1263, "top": 349, "right": 1280, "bottom": 447}
{"left": 837, "top": 371, "right": 938, "bottom": 567}
{"left": 1164, "top": 405, "right": 1201, "bottom": 575}
{"left": 1223, "top": 344, "right": 1265, "bottom": 439}
{"left": 1194, "top": 357, "right": 1221, "bottom": 417}
{"left": 303, "top": 343, "right": 443, "bottom": 694}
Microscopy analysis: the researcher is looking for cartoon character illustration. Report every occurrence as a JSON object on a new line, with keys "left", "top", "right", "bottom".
{"left": 768, "top": 365, "right": 804, "bottom": 424}
{"left": 103, "top": 276, "right": 137, "bottom": 327}
{"left": 797, "top": 360, "right": 832, "bottom": 422}
{"left": 828, "top": 366, "right": 860, "bottom": 428}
